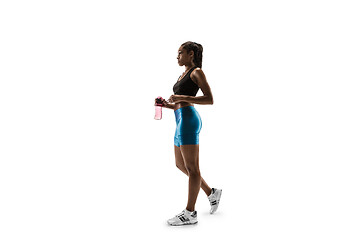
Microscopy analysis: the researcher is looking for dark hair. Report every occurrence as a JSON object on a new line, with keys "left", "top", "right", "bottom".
{"left": 181, "top": 41, "right": 203, "bottom": 68}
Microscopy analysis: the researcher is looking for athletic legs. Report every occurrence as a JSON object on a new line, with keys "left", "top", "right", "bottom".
{"left": 175, "top": 145, "right": 212, "bottom": 196}
{"left": 174, "top": 144, "right": 211, "bottom": 211}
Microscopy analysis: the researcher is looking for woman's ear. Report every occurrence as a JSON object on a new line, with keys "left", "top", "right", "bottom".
{"left": 189, "top": 50, "right": 194, "bottom": 58}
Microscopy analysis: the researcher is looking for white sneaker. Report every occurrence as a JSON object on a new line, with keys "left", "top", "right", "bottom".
{"left": 167, "top": 209, "right": 198, "bottom": 226}
{"left": 208, "top": 188, "right": 222, "bottom": 214}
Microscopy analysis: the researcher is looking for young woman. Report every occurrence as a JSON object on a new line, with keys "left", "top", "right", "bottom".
{"left": 157, "top": 41, "right": 222, "bottom": 226}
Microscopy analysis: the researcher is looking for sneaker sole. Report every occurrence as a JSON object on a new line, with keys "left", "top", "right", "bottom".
{"left": 168, "top": 220, "right": 198, "bottom": 226}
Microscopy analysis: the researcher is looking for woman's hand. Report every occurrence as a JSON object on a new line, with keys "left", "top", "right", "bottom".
{"left": 154, "top": 97, "right": 175, "bottom": 109}
{"left": 168, "top": 95, "right": 188, "bottom": 103}
{"left": 161, "top": 99, "right": 171, "bottom": 107}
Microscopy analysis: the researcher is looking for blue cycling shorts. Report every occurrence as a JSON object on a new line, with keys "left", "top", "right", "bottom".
{"left": 174, "top": 106, "right": 202, "bottom": 147}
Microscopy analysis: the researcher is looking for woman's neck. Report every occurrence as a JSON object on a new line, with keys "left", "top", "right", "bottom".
{"left": 185, "top": 64, "right": 196, "bottom": 72}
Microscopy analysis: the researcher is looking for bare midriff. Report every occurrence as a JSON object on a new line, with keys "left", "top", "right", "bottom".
{"left": 174, "top": 102, "right": 194, "bottom": 111}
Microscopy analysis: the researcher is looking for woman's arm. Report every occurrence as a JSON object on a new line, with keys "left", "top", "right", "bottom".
{"left": 155, "top": 98, "right": 176, "bottom": 110}
{"left": 169, "top": 68, "right": 214, "bottom": 105}
{"left": 162, "top": 101, "right": 176, "bottom": 110}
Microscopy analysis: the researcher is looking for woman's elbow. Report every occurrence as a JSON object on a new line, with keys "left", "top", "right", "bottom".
{"left": 208, "top": 96, "right": 214, "bottom": 105}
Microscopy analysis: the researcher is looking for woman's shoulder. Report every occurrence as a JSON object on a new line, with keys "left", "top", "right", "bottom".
{"left": 192, "top": 67, "right": 203, "bottom": 73}
{"left": 190, "top": 67, "right": 205, "bottom": 77}
{"left": 190, "top": 68, "right": 205, "bottom": 83}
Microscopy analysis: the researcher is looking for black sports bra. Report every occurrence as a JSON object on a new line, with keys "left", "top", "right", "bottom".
{"left": 173, "top": 67, "right": 199, "bottom": 96}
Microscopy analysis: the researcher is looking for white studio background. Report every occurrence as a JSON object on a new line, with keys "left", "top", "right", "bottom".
{"left": 1, "top": 0, "right": 359, "bottom": 239}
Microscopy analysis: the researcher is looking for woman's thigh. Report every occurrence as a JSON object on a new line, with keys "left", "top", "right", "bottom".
{"left": 179, "top": 144, "right": 200, "bottom": 172}
{"left": 174, "top": 145, "right": 187, "bottom": 173}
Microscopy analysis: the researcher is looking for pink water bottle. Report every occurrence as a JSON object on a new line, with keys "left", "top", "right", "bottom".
{"left": 154, "top": 96, "right": 164, "bottom": 120}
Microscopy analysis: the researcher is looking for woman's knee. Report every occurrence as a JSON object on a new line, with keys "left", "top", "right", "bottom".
{"left": 185, "top": 165, "right": 200, "bottom": 176}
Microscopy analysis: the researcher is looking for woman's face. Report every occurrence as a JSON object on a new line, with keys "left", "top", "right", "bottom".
{"left": 177, "top": 46, "right": 193, "bottom": 66}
